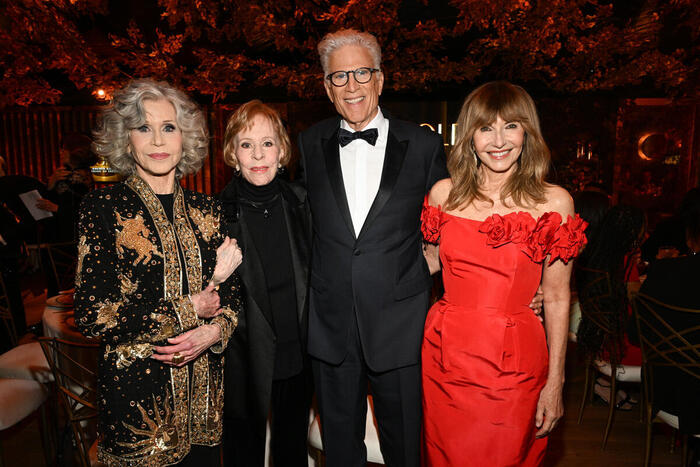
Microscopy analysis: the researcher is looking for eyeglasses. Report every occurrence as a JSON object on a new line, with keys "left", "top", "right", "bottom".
{"left": 326, "top": 67, "right": 380, "bottom": 87}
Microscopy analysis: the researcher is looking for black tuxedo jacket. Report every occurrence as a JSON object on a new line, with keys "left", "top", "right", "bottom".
{"left": 220, "top": 179, "right": 312, "bottom": 433}
{"left": 298, "top": 115, "right": 448, "bottom": 372}
{"left": 637, "top": 254, "right": 700, "bottom": 433}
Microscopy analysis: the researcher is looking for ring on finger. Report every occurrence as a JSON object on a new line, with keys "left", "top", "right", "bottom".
{"left": 172, "top": 352, "right": 184, "bottom": 365}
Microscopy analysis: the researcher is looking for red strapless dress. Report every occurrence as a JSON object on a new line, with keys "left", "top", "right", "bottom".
{"left": 420, "top": 199, "right": 587, "bottom": 467}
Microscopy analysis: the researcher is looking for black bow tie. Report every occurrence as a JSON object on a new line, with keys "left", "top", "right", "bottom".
{"left": 338, "top": 128, "right": 379, "bottom": 147}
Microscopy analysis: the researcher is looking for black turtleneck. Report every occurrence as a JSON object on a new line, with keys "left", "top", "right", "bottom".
{"left": 238, "top": 177, "right": 303, "bottom": 380}
{"left": 156, "top": 193, "right": 190, "bottom": 295}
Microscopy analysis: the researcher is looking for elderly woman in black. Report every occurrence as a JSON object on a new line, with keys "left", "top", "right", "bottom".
{"left": 219, "top": 100, "right": 312, "bottom": 467}
{"left": 75, "top": 79, "right": 242, "bottom": 466}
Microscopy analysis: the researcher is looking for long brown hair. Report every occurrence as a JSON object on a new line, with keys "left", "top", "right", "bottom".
{"left": 445, "top": 81, "right": 550, "bottom": 211}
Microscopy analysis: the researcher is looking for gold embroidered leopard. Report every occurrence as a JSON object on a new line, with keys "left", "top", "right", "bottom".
{"left": 115, "top": 212, "right": 163, "bottom": 266}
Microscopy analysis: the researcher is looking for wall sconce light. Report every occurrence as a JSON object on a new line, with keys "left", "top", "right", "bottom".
{"left": 94, "top": 88, "right": 109, "bottom": 101}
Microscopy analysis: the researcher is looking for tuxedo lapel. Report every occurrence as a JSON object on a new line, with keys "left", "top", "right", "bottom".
{"left": 322, "top": 130, "right": 356, "bottom": 239}
{"left": 228, "top": 213, "right": 273, "bottom": 327}
{"left": 357, "top": 124, "right": 408, "bottom": 241}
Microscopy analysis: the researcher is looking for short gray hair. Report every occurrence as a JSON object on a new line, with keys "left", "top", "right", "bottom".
{"left": 318, "top": 29, "right": 382, "bottom": 76}
{"left": 92, "top": 79, "right": 209, "bottom": 178}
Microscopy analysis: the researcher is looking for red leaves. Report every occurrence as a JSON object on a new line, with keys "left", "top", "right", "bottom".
{"left": 0, "top": 0, "right": 697, "bottom": 106}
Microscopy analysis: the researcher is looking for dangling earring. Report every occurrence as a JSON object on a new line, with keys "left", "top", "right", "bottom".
{"left": 277, "top": 163, "right": 285, "bottom": 175}
{"left": 234, "top": 164, "right": 241, "bottom": 176}
{"left": 470, "top": 142, "right": 479, "bottom": 165}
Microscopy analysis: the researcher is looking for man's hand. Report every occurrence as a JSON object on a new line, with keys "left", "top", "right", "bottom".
{"left": 423, "top": 242, "right": 441, "bottom": 275}
{"left": 529, "top": 286, "right": 544, "bottom": 322}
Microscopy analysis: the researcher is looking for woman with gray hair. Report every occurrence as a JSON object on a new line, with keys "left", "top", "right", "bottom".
{"left": 75, "top": 78, "right": 242, "bottom": 466}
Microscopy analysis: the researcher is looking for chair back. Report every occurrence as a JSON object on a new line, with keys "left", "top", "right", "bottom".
{"left": 39, "top": 337, "right": 99, "bottom": 467}
{"left": 631, "top": 293, "right": 700, "bottom": 398}
{"left": 45, "top": 241, "right": 78, "bottom": 292}
{"left": 576, "top": 265, "right": 630, "bottom": 360}
{"left": 0, "top": 274, "right": 18, "bottom": 347}
{"left": 576, "top": 266, "right": 617, "bottom": 333}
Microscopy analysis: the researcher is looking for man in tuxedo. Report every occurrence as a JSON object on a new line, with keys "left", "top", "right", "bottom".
{"left": 297, "top": 29, "right": 448, "bottom": 466}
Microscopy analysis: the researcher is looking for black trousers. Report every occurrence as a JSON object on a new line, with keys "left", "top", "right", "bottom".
{"left": 223, "top": 367, "right": 313, "bottom": 466}
{"left": 312, "top": 312, "right": 422, "bottom": 467}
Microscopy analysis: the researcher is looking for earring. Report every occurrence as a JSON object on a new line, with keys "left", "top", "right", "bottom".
{"left": 470, "top": 143, "right": 479, "bottom": 164}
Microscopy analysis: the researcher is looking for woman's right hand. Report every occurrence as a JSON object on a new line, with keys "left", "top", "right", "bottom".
{"left": 190, "top": 284, "right": 221, "bottom": 319}
{"left": 35, "top": 198, "right": 59, "bottom": 213}
{"left": 210, "top": 236, "right": 243, "bottom": 286}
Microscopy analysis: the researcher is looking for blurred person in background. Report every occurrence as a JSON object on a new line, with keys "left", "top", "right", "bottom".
{"left": 634, "top": 187, "right": 700, "bottom": 465}
{"left": 576, "top": 205, "right": 646, "bottom": 410}
{"left": 36, "top": 132, "right": 96, "bottom": 242}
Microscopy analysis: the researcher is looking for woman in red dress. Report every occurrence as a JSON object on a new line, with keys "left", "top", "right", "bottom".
{"left": 421, "top": 81, "right": 587, "bottom": 466}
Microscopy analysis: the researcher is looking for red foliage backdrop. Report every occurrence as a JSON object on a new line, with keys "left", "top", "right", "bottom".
{"left": 0, "top": 0, "right": 698, "bottom": 107}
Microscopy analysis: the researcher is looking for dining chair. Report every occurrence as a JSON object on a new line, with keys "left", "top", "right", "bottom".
{"left": 308, "top": 395, "right": 385, "bottom": 466}
{"left": 632, "top": 292, "right": 700, "bottom": 467}
{"left": 0, "top": 275, "right": 18, "bottom": 348}
{"left": 39, "top": 337, "right": 100, "bottom": 467}
{"left": 575, "top": 266, "right": 642, "bottom": 449}
{"left": 44, "top": 241, "right": 78, "bottom": 293}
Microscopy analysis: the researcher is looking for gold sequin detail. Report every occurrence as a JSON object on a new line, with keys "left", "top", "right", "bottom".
{"left": 105, "top": 342, "right": 153, "bottom": 369}
{"left": 115, "top": 212, "right": 163, "bottom": 266}
{"left": 118, "top": 274, "right": 139, "bottom": 296}
{"left": 94, "top": 300, "right": 121, "bottom": 331}
{"left": 148, "top": 312, "right": 177, "bottom": 341}
{"left": 118, "top": 392, "right": 179, "bottom": 458}
{"left": 188, "top": 206, "right": 220, "bottom": 242}
{"left": 75, "top": 235, "right": 89, "bottom": 287}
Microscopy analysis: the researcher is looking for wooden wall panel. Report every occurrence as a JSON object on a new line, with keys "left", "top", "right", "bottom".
{"left": 0, "top": 103, "right": 298, "bottom": 195}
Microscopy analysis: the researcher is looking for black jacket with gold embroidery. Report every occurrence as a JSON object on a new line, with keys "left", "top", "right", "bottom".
{"left": 74, "top": 175, "right": 240, "bottom": 466}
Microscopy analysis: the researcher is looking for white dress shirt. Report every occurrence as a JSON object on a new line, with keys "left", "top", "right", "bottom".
{"left": 339, "top": 108, "right": 389, "bottom": 237}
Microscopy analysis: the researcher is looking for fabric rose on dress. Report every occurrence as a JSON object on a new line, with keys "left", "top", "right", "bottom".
{"left": 509, "top": 212, "right": 537, "bottom": 244}
{"left": 421, "top": 201, "right": 442, "bottom": 244}
{"left": 479, "top": 214, "right": 513, "bottom": 248}
{"left": 550, "top": 214, "right": 588, "bottom": 264}
{"left": 522, "top": 211, "right": 561, "bottom": 263}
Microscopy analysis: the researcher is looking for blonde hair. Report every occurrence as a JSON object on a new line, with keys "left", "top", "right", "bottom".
{"left": 317, "top": 29, "right": 381, "bottom": 76}
{"left": 92, "top": 79, "right": 208, "bottom": 178}
{"left": 222, "top": 100, "right": 292, "bottom": 169}
{"left": 446, "top": 81, "right": 550, "bottom": 211}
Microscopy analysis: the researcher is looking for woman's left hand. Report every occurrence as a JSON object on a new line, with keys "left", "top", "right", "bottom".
{"left": 534, "top": 381, "right": 564, "bottom": 438}
{"left": 210, "top": 236, "right": 243, "bottom": 286}
{"left": 151, "top": 324, "right": 221, "bottom": 367}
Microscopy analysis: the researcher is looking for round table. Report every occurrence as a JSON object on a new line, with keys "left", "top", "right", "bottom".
{"left": 41, "top": 293, "right": 99, "bottom": 387}
{"left": 42, "top": 293, "right": 90, "bottom": 342}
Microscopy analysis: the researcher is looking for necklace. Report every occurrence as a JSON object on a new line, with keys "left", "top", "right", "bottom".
{"left": 239, "top": 194, "right": 280, "bottom": 219}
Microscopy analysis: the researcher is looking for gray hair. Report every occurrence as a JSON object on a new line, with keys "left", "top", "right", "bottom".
{"left": 92, "top": 79, "right": 209, "bottom": 179}
{"left": 318, "top": 29, "right": 382, "bottom": 76}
